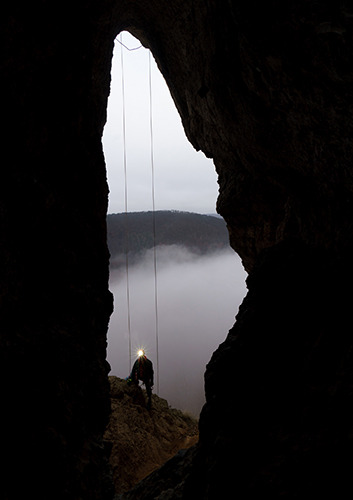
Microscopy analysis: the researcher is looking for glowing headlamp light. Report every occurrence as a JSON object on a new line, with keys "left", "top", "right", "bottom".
{"left": 137, "top": 349, "right": 145, "bottom": 358}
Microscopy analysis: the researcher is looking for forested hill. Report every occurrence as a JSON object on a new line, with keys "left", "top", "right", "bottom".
{"left": 107, "top": 211, "right": 230, "bottom": 267}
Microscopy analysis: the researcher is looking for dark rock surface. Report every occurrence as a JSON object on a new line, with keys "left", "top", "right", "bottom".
{"left": 2, "top": 1, "right": 353, "bottom": 498}
{"left": 104, "top": 377, "right": 198, "bottom": 495}
{"left": 116, "top": 446, "right": 198, "bottom": 500}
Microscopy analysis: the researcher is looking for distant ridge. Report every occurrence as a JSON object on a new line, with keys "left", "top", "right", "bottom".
{"left": 107, "top": 211, "right": 230, "bottom": 268}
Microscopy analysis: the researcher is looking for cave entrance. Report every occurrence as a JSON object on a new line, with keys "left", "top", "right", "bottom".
{"left": 103, "top": 32, "right": 247, "bottom": 417}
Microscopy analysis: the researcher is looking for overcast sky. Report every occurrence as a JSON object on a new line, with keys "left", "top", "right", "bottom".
{"left": 103, "top": 32, "right": 218, "bottom": 214}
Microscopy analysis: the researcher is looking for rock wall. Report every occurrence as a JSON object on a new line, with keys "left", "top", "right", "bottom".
{"left": 112, "top": 0, "right": 353, "bottom": 271}
{"left": 2, "top": 1, "right": 353, "bottom": 498}
{"left": 1, "top": 3, "right": 114, "bottom": 499}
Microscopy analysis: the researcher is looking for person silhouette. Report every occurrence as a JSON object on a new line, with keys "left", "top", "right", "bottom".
{"left": 128, "top": 350, "right": 154, "bottom": 409}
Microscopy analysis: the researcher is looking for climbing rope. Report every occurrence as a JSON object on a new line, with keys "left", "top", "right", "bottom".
{"left": 149, "top": 50, "right": 160, "bottom": 395}
{"left": 119, "top": 33, "right": 132, "bottom": 372}
{"left": 118, "top": 33, "right": 160, "bottom": 392}
{"left": 116, "top": 37, "right": 143, "bottom": 52}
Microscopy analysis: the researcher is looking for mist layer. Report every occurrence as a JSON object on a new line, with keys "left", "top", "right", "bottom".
{"left": 107, "top": 246, "right": 247, "bottom": 416}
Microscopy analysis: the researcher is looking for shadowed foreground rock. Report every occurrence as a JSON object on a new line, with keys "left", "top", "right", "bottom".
{"left": 116, "top": 447, "right": 198, "bottom": 500}
{"left": 2, "top": 1, "right": 353, "bottom": 498}
{"left": 104, "top": 377, "right": 198, "bottom": 495}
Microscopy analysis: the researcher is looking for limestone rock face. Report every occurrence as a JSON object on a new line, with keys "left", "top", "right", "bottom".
{"left": 113, "top": 0, "right": 353, "bottom": 272}
{"left": 104, "top": 377, "right": 198, "bottom": 495}
{"left": 2, "top": 1, "right": 353, "bottom": 498}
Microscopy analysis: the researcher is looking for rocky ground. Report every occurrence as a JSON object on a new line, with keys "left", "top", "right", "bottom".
{"left": 104, "top": 376, "right": 199, "bottom": 495}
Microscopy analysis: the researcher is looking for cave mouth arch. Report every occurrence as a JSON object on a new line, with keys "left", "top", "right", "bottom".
{"left": 103, "top": 31, "right": 247, "bottom": 417}
{"left": 4, "top": 3, "right": 353, "bottom": 498}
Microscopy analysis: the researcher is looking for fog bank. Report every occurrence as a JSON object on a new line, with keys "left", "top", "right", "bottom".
{"left": 107, "top": 246, "right": 247, "bottom": 416}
